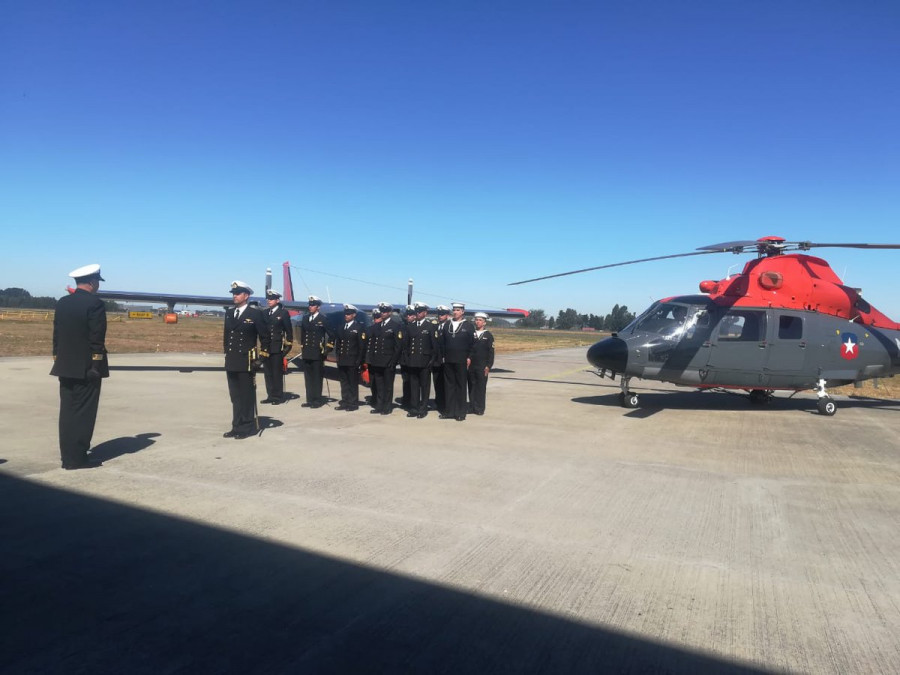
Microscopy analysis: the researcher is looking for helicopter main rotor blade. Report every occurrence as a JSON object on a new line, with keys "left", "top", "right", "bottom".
{"left": 508, "top": 250, "right": 721, "bottom": 286}
{"left": 796, "top": 242, "right": 900, "bottom": 250}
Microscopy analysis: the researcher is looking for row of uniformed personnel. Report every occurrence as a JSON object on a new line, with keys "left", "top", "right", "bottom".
{"left": 225, "top": 282, "right": 495, "bottom": 437}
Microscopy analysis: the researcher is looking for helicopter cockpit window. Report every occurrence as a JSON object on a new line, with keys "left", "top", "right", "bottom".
{"left": 633, "top": 302, "right": 690, "bottom": 337}
{"left": 718, "top": 310, "right": 766, "bottom": 342}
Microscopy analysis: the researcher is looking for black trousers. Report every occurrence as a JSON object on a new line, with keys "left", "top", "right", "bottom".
{"left": 407, "top": 366, "right": 431, "bottom": 415}
{"left": 58, "top": 377, "right": 102, "bottom": 467}
{"left": 263, "top": 351, "right": 286, "bottom": 400}
{"left": 370, "top": 365, "right": 396, "bottom": 413}
{"left": 302, "top": 358, "right": 324, "bottom": 403}
{"left": 227, "top": 370, "right": 258, "bottom": 434}
{"left": 443, "top": 361, "right": 468, "bottom": 418}
{"left": 337, "top": 364, "right": 360, "bottom": 407}
{"left": 400, "top": 366, "right": 411, "bottom": 407}
{"left": 432, "top": 364, "right": 445, "bottom": 413}
{"left": 467, "top": 366, "right": 488, "bottom": 414}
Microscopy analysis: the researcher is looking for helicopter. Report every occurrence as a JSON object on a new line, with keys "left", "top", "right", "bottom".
{"left": 511, "top": 237, "right": 900, "bottom": 415}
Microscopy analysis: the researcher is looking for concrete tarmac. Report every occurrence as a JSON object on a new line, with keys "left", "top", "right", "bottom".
{"left": 1, "top": 349, "right": 899, "bottom": 673}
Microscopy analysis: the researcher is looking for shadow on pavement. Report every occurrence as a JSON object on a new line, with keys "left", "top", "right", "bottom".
{"left": 0, "top": 473, "right": 770, "bottom": 674}
{"left": 89, "top": 432, "right": 161, "bottom": 463}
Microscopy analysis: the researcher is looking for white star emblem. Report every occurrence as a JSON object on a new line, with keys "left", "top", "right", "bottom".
{"left": 843, "top": 337, "right": 856, "bottom": 355}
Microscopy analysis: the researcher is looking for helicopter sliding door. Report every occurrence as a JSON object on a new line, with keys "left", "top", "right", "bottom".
{"left": 706, "top": 309, "right": 768, "bottom": 386}
{"left": 764, "top": 312, "right": 807, "bottom": 385}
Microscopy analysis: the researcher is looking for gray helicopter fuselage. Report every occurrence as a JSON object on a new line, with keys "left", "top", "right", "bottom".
{"left": 588, "top": 295, "right": 900, "bottom": 390}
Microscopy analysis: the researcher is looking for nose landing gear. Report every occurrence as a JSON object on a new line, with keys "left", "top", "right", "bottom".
{"left": 619, "top": 377, "right": 639, "bottom": 408}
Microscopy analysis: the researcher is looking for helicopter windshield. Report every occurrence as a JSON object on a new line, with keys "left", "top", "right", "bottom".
{"left": 632, "top": 302, "right": 692, "bottom": 338}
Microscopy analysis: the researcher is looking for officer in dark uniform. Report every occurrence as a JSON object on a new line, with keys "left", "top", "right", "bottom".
{"left": 224, "top": 281, "right": 270, "bottom": 439}
{"left": 431, "top": 305, "right": 450, "bottom": 414}
{"left": 365, "top": 308, "right": 382, "bottom": 408}
{"left": 51, "top": 264, "right": 109, "bottom": 470}
{"left": 334, "top": 304, "right": 366, "bottom": 411}
{"left": 300, "top": 295, "right": 330, "bottom": 408}
{"left": 398, "top": 305, "right": 417, "bottom": 409}
{"left": 441, "top": 302, "right": 475, "bottom": 421}
{"left": 365, "top": 302, "right": 403, "bottom": 415}
{"left": 401, "top": 302, "right": 439, "bottom": 418}
{"left": 261, "top": 289, "right": 293, "bottom": 405}
{"left": 467, "top": 312, "right": 495, "bottom": 415}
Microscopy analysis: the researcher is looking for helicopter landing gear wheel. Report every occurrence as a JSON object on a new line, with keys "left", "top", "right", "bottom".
{"left": 817, "top": 397, "right": 836, "bottom": 416}
{"left": 814, "top": 378, "right": 836, "bottom": 416}
{"left": 749, "top": 389, "right": 771, "bottom": 405}
{"left": 618, "top": 377, "right": 639, "bottom": 409}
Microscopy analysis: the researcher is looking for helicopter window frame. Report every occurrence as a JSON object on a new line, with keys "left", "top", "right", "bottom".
{"left": 632, "top": 302, "right": 691, "bottom": 338}
{"left": 716, "top": 310, "right": 766, "bottom": 342}
{"left": 777, "top": 314, "right": 803, "bottom": 340}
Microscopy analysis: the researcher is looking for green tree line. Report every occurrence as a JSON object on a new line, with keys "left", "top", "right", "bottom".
{"left": 516, "top": 304, "right": 635, "bottom": 331}
{"left": 0, "top": 288, "right": 121, "bottom": 312}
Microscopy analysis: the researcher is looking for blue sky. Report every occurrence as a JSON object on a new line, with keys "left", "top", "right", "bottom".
{"left": 2, "top": 1, "right": 898, "bottom": 318}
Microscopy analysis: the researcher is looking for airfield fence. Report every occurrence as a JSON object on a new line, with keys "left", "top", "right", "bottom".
{"left": 0, "top": 308, "right": 126, "bottom": 322}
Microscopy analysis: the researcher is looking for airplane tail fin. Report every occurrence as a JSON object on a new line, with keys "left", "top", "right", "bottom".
{"left": 283, "top": 262, "right": 294, "bottom": 302}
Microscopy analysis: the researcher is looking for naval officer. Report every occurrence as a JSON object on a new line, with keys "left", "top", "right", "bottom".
{"left": 299, "top": 295, "right": 330, "bottom": 407}
{"left": 400, "top": 302, "right": 439, "bottom": 418}
{"left": 261, "top": 289, "right": 293, "bottom": 405}
{"left": 224, "top": 281, "right": 270, "bottom": 439}
{"left": 333, "top": 304, "right": 366, "bottom": 411}
{"left": 431, "top": 305, "right": 450, "bottom": 414}
{"left": 440, "top": 302, "right": 475, "bottom": 421}
{"left": 51, "top": 263, "right": 109, "bottom": 470}
{"left": 365, "top": 302, "right": 403, "bottom": 414}
{"left": 467, "top": 311, "right": 495, "bottom": 415}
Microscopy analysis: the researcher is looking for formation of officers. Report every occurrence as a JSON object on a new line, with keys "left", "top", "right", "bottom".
{"left": 223, "top": 282, "right": 495, "bottom": 439}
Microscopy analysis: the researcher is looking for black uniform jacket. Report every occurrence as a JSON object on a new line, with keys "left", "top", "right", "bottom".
{"left": 51, "top": 288, "right": 109, "bottom": 379}
{"left": 224, "top": 305, "right": 270, "bottom": 372}
{"left": 265, "top": 304, "right": 294, "bottom": 353}
{"left": 441, "top": 319, "right": 475, "bottom": 364}
{"left": 365, "top": 317, "right": 403, "bottom": 368}
{"left": 470, "top": 330, "right": 495, "bottom": 369}
{"left": 300, "top": 312, "right": 330, "bottom": 360}
{"left": 401, "top": 319, "right": 439, "bottom": 368}
{"left": 334, "top": 319, "right": 367, "bottom": 367}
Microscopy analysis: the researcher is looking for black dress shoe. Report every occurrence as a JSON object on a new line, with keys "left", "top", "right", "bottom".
{"left": 370, "top": 409, "right": 381, "bottom": 414}
{"left": 456, "top": 416, "right": 466, "bottom": 421}
{"left": 345, "top": 406, "right": 358, "bottom": 412}
{"left": 335, "top": 403, "right": 347, "bottom": 410}
{"left": 406, "top": 411, "right": 418, "bottom": 417}
{"left": 260, "top": 398, "right": 274, "bottom": 404}
{"left": 380, "top": 410, "right": 391, "bottom": 415}
{"left": 223, "top": 430, "right": 238, "bottom": 438}
{"left": 301, "top": 402, "right": 312, "bottom": 408}
{"left": 233, "top": 431, "right": 256, "bottom": 440}
{"left": 63, "top": 459, "right": 102, "bottom": 470}
{"left": 309, "top": 402, "right": 324, "bottom": 409}
{"left": 270, "top": 399, "right": 283, "bottom": 405}
{"left": 439, "top": 414, "right": 454, "bottom": 420}
{"left": 417, "top": 412, "right": 427, "bottom": 419}
{"left": 473, "top": 411, "right": 484, "bottom": 415}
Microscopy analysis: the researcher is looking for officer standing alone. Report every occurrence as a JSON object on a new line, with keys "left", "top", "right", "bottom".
{"left": 224, "top": 281, "right": 270, "bottom": 439}
{"left": 333, "top": 304, "right": 366, "bottom": 411}
{"left": 51, "top": 264, "right": 109, "bottom": 470}
{"left": 467, "top": 311, "right": 495, "bottom": 415}
{"left": 299, "top": 295, "right": 330, "bottom": 408}
{"left": 261, "top": 289, "right": 293, "bottom": 405}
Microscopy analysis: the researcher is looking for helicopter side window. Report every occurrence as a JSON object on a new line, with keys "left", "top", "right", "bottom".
{"left": 778, "top": 315, "right": 803, "bottom": 340}
{"left": 718, "top": 311, "right": 765, "bottom": 342}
